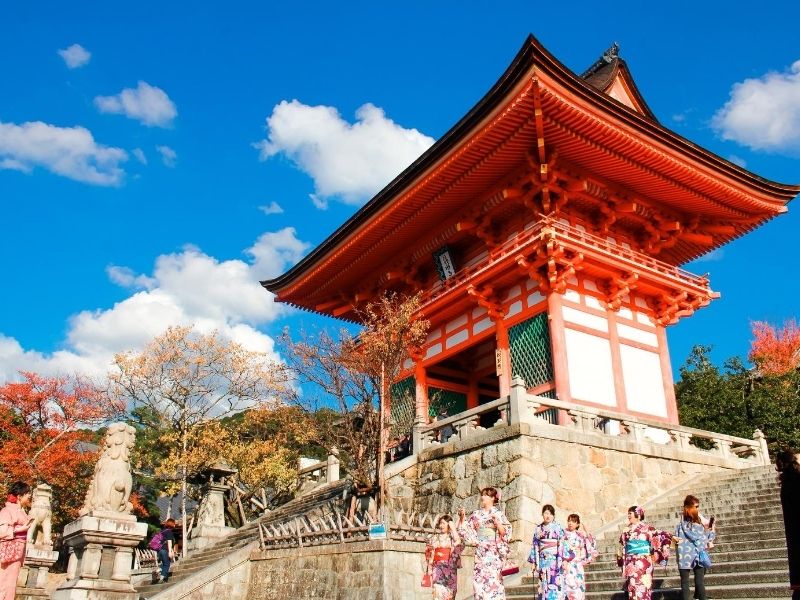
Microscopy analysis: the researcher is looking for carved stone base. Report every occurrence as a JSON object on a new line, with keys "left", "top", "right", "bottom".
{"left": 187, "top": 523, "right": 236, "bottom": 551}
{"left": 16, "top": 544, "right": 60, "bottom": 594}
{"left": 52, "top": 515, "right": 147, "bottom": 600}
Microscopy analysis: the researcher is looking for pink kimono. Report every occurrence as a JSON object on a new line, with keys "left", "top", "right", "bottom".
{"left": 0, "top": 500, "right": 29, "bottom": 600}
{"left": 458, "top": 507, "right": 512, "bottom": 600}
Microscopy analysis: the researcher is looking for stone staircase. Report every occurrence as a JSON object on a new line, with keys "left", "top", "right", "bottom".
{"left": 507, "top": 465, "right": 790, "bottom": 600}
{"left": 135, "top": 479, "right": 351, "bottom": 599}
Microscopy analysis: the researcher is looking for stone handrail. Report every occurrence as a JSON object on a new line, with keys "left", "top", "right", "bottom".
{"left": 413, "top": 396, "right": 509, "bottom": 452}
{"left": 257, "top": 510, "right": 439, "bottom": 550}
{"left": 297, "top": 453, "right": 341, "bottom": 487}
{"left": 412, "top": 376, "right": 770, "bottom": 466}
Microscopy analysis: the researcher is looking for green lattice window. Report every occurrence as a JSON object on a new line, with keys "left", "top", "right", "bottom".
{"left": 428, "top": 387, "right": 467, "bottom": 418}
{"left": 390, "top": 377, "right": 415, "bottom": 436}
{"left": 509, "top": 312, "right": 554, "bottom": 388}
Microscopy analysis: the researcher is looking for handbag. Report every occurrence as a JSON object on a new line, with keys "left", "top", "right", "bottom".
{"left": 421, "top": 572, "right": 432, "bottom": 587}
{"left": 501, "top": 560, "right": 520, "bottom": 577}
{"left": 0, "top": 538, "right": 26, "bottom": 566}
{"left": 696, "top": 549, "right": 712, "bottom": 569}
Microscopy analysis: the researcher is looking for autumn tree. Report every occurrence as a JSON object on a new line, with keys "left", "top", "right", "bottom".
{"left": 281, "top": 293, "right": 429, "bottom": 508}
{"left": 0, "top": 372, "right": 122, "bottom": 528}
{"left": 108, "top": 326, "right": 286, "bottom": 553}
{"left": 749, "top": 319, "right": 800, "bottom": 376}
{"left": 677, "top": 319, "right": 800, "bottom": 453}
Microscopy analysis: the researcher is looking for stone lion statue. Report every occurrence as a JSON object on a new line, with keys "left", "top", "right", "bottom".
{"left": 26, "top": 484, "right": 53, "bottom": 546}
{"left": 80, "top": 422, "right": 136, "bottom": 516}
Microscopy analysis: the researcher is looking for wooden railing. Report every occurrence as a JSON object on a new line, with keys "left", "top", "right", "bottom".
{"left": 257, "top": 510, "right": 439, "bottom": 550}
{"left": 413, "top": 376, "right": 771, "bottom": 466}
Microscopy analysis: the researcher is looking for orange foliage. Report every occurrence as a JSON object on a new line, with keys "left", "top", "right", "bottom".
{"left": 129, "top": 491, "right": 149, "bottom": 519}
{"left": 749, "top": 320, "right": 800, "bottom": 376}
{"left": 0, "top": 372, "right": 123, "bottom": 525}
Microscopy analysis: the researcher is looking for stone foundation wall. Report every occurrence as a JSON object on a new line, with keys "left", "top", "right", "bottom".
{"left": 388, "top": 421, "right": 753, "bottom": 545}
{"left": 248, "top": 540, "right": 435, "bottom": 600}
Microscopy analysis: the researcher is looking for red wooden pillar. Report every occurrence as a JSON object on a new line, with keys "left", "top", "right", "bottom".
{"left": 414, "top": 361, "right": 429, "bottom": 423}
{"left": 496, "top": 319, "right": 511, "bottom": 398}
{"left": 467, "top": 373, "right": 479, "bottom": 409}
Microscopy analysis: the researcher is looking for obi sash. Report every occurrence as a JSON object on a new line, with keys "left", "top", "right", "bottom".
{"left": 432, "top": 547, "right": 451, "bottom": 563}
{"left": 477, "top": 527, "right": 496, "bottom": 542}
{"left": 626, "top": 539, "right": 651, "bottom": 556}
{"left": 539, "top": 539, "right": 558, "bottom": 554}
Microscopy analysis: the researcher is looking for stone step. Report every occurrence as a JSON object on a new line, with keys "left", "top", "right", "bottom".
{"left": 584, "top": 569, "right": 789, "bottom": 591}
{"left": 593, "top": 530, "right": 788, "bottom": 559}
{"left": 583, "top": 582, "right": 792, "bottom": 600}
{"left": 589, "top": 545, "right": 789, "bottom": 571}
{"left": 585, "top": 557, "right": 789, "bottom": 578}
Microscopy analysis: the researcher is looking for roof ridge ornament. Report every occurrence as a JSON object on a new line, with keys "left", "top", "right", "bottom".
{"left": 580, "top": 42, "right": 620, "bottom": 78}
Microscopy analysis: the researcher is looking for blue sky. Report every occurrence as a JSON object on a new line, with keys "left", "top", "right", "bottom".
{"left": 1, "top": 1, "right": 799, "bottom": 382}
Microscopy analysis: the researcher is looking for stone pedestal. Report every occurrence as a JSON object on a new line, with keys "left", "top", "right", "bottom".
{"left": 15, "top": 545, "right": 60, "bottom": 600}
{"left": 187, "top": 483, "right": 235, "bottom": 551}
{"left": 52, "top": 513, "right": 147, "bottom": 600}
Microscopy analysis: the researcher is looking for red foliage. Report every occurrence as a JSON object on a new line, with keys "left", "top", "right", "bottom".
{"left": 0, "top": 372, "right": 123, "bottom": 525}
{"left": 749, "top": 320, "right": 800, "bottom": 376}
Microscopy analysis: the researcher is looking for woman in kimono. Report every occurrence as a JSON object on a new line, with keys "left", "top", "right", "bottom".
{"left": 0, "top": 482, "right": 32, "bottom": 600}
{"left": 618, "top": 506, "right": 671, "bottom": 600}
{"left": 561, "top": 513, "right": 598, "bottom": 600}
{"left": 528, "top": 504, "right": 566, "bottom": 600}
{"left": 425, "top": 515, "right": 465, "bottom": 600}
{"left": 776, "top": 449, "right": 800, "bottom": 600}
{"left": 675, "top": 495, "right": 715, "bottom": 600}
{"left": 457, "top": 487, "right": 512, "bottom": 600}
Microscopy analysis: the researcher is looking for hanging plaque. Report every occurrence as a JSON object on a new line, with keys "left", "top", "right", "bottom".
{"left": 433, "top": 246, "right": 456, "bottom": 281}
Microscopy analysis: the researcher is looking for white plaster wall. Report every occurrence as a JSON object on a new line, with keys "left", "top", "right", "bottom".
{"left": 620, "top": 344, "right": 667, "bottom": 417}
{"left": 562, "top": 306, "right": 609, "bottom": 332}
{"left": 564, "top": 328, "right": 616, "bottom": 406}
{"left": 617, "top": 323, "right": 658, "bottom": 347}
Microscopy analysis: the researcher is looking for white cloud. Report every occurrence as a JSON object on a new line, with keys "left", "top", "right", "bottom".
{"left": 712, "top": 60, "right": 800, "bottom": 153}
{"left": 157, "top": 145, "right": 177, "bottom": 167}
{"left": 258, "top": 201, "right": 284, "bottom": 215}
{"left": 692, "top": 249, "right": 725, "bottom": 264}
{"left": 727, "top": 154, "right": 747, "bottom": 168}
{"left": 132, "top": 148, "right": 147, "bottom": 165}
{"left": 255, "top": 100, "right": 434, "bottom": 206}
{"left": 0, "top": 120, "right": 127, "bottom": 185}
{"left": 0, "top": 227, "right": 309, "bottom": 382}
{"left": 58, "top": 44, "right": 91, "bottom": 69}
{"left": 95, "top": 81, "right": 177, "bottom": 128}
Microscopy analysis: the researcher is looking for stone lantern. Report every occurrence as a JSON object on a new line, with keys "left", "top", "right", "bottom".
{"left": 186, "top": 460, "right": 238, "bottom": 551}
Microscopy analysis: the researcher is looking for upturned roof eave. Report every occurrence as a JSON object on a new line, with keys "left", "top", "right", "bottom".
{"left": 262, "top": 34, "right": 800, "bottom": 294}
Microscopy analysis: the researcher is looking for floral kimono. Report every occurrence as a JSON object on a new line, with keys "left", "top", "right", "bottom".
{"left": 528, "top": 522, "right": 566, "bottom": 600}
{"left": 561, "top": 529, "right": 598, "bottom": 600}
{"left": 618, "top": 522, "right": 671, "bottom": 600}
{"left": 0, "top": 500, "right": 29, "bottom": 600}
{"left": 458, "top": 507, "right": 512, "bottom": 600}
{"left": 425, "top": 530, "right": 465, "bottom": 600}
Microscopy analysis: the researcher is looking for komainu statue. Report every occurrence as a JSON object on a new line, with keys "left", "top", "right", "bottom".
{"left": 27, "top": 483, "right": 53, "bottom": 546}
{"left": 80, "top": 422, "right": 136, "bottom": 516}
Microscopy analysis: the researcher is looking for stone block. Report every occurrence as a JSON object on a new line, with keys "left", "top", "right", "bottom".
{"left": 465, "top": 452, "right": 482, "bottom": 478}
{"left": 589, "top": 448, "right": 608, "bottom": 467}
{"left": 482, "top": 444, "right": 498, "bottom": 467}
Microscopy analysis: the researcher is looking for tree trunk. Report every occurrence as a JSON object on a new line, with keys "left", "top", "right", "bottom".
{"left": 181, "top": 423, "right": 188, "bottom": 559}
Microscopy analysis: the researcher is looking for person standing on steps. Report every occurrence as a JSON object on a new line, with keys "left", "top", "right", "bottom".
{"left": 528, "top": 504, "right": 566, "bottom": 600}
{"left": 425, "top": 514, "right": 464, "bottom": 600}
{"left": 457, "top": 487, "right": 512, "bottom": 600}
{"left": 674, "top": 495, "right": 714, "bottom": 600}
{"left": 560, "top": 513, "right": 598, "bottom": 600}
{"left": 0, "top": 482, "right": 32, "bottom": 600}
{"left": 150, "top": 518, "right": 176, "bottom": 584}
{"left": 776, "top": 449, "right": 800, "bottom": 600}
{"left": 617, "top": 506, "right": 672, "bottom": 600}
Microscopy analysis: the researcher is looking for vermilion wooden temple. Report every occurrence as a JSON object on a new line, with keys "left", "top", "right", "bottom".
{"left": 264, "top": 36, "right": 798, "bottom": 427}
